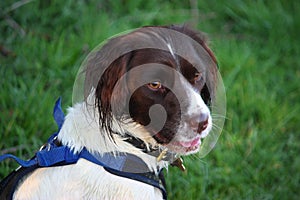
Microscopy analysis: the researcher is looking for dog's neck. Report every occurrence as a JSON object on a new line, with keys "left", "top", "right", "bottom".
{"left": 57, "top": 102, "right": 168, "bottom": 173}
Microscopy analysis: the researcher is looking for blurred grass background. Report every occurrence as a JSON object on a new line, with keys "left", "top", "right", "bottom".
{"left": 0, "top": 0, "right": 299, "bottom": 199}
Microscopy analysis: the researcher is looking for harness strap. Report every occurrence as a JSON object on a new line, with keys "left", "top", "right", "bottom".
{"left": 0, "top": 165, "right": 38, "bottom": 200}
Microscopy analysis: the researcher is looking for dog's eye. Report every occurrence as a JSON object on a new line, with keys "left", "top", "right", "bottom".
{"left": 147, "top": 81, "right": 162, "bottom": 90}
{"left": 194, "top": 72, "right": 203, "bottom": 82}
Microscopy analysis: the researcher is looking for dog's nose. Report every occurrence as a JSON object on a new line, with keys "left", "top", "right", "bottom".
{"left": 189, "top": 113, "right": 209, "bottom": 134}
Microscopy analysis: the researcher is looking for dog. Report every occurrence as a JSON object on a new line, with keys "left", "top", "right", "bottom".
{"left": 0, "top": 25, "right": 219, "bottom": 200}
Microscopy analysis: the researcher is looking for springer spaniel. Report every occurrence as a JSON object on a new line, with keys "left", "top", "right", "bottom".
{"left": 0, "top": 25, "right": 219, "bottom": 200}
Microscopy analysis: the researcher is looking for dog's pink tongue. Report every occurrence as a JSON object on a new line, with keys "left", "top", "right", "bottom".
{"left": 179, "top": 138, "right": 200, "bottom": 147}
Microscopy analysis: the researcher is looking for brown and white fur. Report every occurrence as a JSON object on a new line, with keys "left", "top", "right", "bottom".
{"left": 13, "top": 25, "right": 218, "bottom": 200}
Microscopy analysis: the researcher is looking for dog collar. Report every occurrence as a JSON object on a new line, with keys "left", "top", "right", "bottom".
{"left": 124, "top": 132, "right": 186, "bottom": 172}
{"left": 0, "top": 98, "right": 167, "bottom": 200}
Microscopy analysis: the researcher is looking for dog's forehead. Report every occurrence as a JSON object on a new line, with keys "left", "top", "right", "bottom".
{"left": 113, "top": 27, "right": 211, "bottom": 71}
{"left": 116, "top": 27, "right": 214, "bottom": 68}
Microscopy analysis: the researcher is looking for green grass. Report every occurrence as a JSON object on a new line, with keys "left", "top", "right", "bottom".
{"left": 1, "top": 0, "right": 299, "bottom": 199}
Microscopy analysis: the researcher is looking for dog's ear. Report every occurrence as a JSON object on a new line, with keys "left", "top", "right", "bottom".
{"left": 201, "top": 42, "right": 218, "bottom": 106}
{"left": 95, "top": 53, "right": 132, "bottom": 133}
{"left": 197, "top": 38, "right": 218, "bottom": 104}
{"left": 83, "top": 41, "right": 133, "bottom": 134}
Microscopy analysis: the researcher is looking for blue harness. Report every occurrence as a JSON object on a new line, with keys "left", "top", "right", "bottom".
{"left": 0, "top": 98, "right": 167, "bottom": 199}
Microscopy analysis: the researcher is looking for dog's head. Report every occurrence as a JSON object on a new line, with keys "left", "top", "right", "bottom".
{"left": 82, "top": 25, "right": 218, "bottom": 155}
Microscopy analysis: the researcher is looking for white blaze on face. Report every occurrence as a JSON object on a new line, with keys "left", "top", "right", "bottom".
{"left": 163, "top": 73, "right": 212, "bottom": 155}
{"left": 188, "top": 88, "right": 212, "bottom": 138}
{"left": 167, "top": 43, "right": 175, "bottom": 58}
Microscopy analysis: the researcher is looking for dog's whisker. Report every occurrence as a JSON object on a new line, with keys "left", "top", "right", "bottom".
{"left": 211, "top": 113, "right": 227, "bottom": 119}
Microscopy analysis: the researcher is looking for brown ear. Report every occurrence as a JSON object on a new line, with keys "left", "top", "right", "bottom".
{"left": 94, "top": 53, "right": 132, "bottom": 133}
{"left": 200, "top": 41, "right": 218, "bottom": 105}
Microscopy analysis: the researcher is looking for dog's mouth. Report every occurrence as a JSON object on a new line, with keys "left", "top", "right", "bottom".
{"left": 152, "top": 130, "right": 203, "bottom": 155}
{"left": 176, "top": 137, "right": 201, "bottom": 148}
{"left": 166, "top": 136, "right": 202, "bottom": 154}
